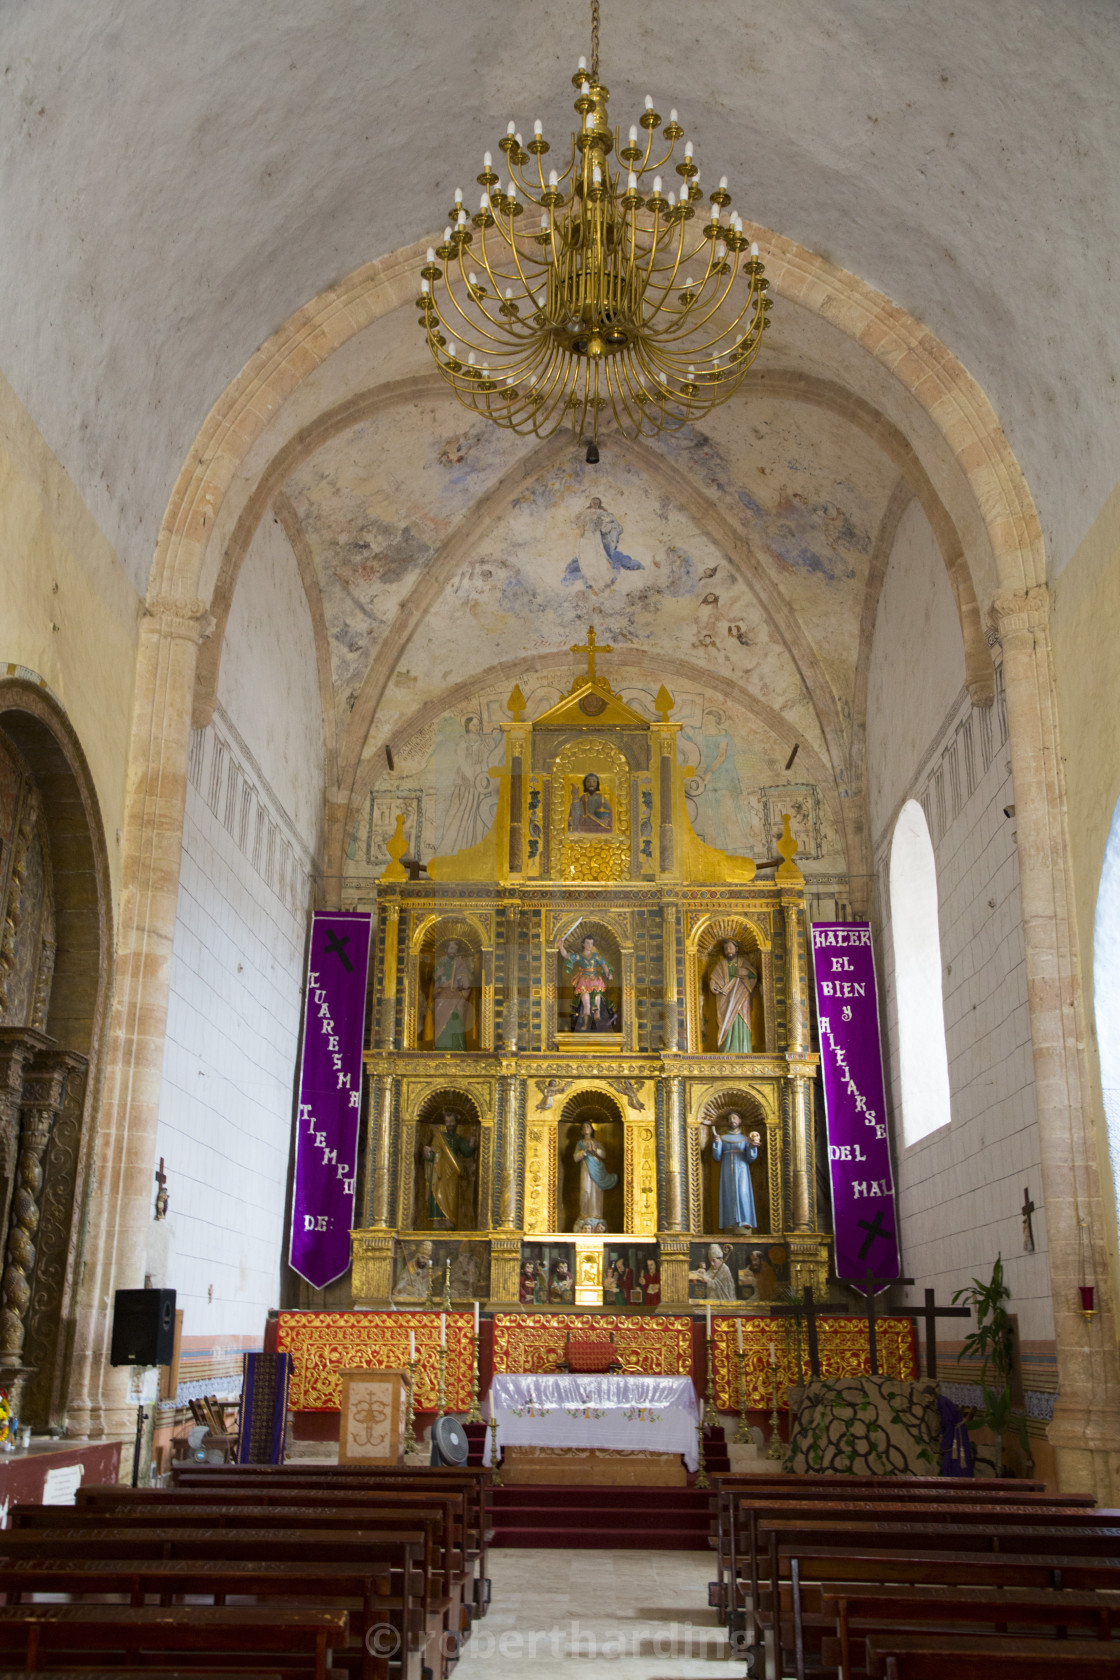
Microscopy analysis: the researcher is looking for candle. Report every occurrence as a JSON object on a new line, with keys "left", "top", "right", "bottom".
{"left": 706, "top": 1303, "right": 712, "bottom": 1339}
{"left": 737, "top": 1318, "right": 744, "bottom": 1353}
{"left": 769, "top": 1340, "right": 777, "bottom": 1367}
{"left": 440, "top": 1311, "right": 446, "bottom": 1348}
{"left": 409, "top": 1330, "right": 416, "bottom": 1362}
{"left": 474, "top": 1300, "right": 480, "bottom": 1336}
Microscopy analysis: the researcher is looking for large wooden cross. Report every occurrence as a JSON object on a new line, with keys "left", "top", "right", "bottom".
{"left": 854, "top": 1270, "right": 915, "bottom": 1375}
{"left": 768, "top": 1285, "right": 847, "bottom": 1380}
{"left": 911, "top": 1286, "right": 971, "bottom": 1379}
{"left": 570, "top": 625, "right": 612, "bottom": 683}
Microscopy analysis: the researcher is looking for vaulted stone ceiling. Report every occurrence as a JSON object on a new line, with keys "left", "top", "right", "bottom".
{"left": 1, "top": 0, "right": 1117, "bottom": 604}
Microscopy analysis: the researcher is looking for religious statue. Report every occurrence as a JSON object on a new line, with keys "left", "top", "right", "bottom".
{"left": 702, "top": 1111, "right": 762, "bottom": 1233}
{"left": 549, "top": 1258, "right": 575, "bottom": 1304}
{"left": 391, "top": 1239, "right": 434, "bottom": 1302}
{"left": 567, "top": 772, "right": 614, "bottom": 836}
{"left": 421, "top": 1109, "right": 477, "bottom": 1230}
{"left": 572, "top": 1120, "right": 618, "bottom": 1234}
{"left": 428, "top": 939, "right": 475, "bottom": 1051}
{"left": 707, "top": 937, "right": 758, "bottom": 1052}
{"left": 639, "top": 1255, "right": 661, "bottom": 1307}
{"left": 689, "top": 1241, "right": 736, "bottom": 1301}
{"left": 558, "top": 927, "right": 616, "bottom": 1032}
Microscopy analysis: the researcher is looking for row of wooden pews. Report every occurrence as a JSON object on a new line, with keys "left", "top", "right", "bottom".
{"left": 707, "top": 1469, "right": 1120, "bottom": 1678}
{"left": 0, "top": 1460, "right": 491, "bottom": 1679}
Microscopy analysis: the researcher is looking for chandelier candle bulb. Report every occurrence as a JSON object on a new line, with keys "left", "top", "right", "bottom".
{"left": 751, "top": 241, "right": 759, "bottom": 256}
{"left": 507, "top": 120, "right": 516, "bottom": 134}
{"left": 669, "top": 108, "right": 678, "bottom": 123}
{"left": 426, "top": 247, "right": 435, "bottom": 262}
{"left": 534, "top": 119, "right": 543, "bottom": 135}
{"left": 629, "top": 125, "right": 638, "bottom": 142}
{"left": 685, "top": 140, "right": 693, "bottom": 157}
{"left": 720, "top": 175, "right": 728, "bottom": 189}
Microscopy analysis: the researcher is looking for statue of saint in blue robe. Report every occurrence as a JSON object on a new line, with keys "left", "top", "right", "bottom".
{"left": 710, "top": 1122, "right": 760, "bottom": 1231}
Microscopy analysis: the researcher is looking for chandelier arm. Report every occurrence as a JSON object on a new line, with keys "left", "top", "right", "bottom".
{"left": 438, "top": 274, "right": 511, "bottom": 346}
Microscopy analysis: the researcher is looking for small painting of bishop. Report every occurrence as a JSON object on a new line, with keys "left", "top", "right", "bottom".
{"left": 708, "top": 937, "right": 758, "bottom": 1053}
{"left": 702, "top": 1111, "right": 762, "bottom": 1233}
{"left": 428, "top": 939, "right": 475, "bottom": 1051}
{"left": 558, "top": 928, "right": 614, "bottom": 1031}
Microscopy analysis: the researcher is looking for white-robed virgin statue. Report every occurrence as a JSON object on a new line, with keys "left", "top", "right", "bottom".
{"left": 702, "top": 1111, "right": 761, "bottom": 1233}
{"left": 572, "top": 1121, "right": 618, "bottom": 1233}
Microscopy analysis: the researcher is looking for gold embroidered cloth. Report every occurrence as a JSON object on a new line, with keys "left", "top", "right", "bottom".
{"left": 492, "top": 1313, "right": 692, "bottom": 1377}
{"left": 711, "top": 1313, "right": 916, "bottom": 1411}
{"left": 277, "top": 1310, "right": 474, "bottom": 1411}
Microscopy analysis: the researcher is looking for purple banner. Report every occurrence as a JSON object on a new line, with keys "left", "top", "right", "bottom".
{"left": 809, "top": 921, "right": 901, "bottom": 1284}
{"left": 289, "top": 911, "right": 373, "bottom": 1289}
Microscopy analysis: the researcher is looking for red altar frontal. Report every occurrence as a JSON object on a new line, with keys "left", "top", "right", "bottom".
{"left": 275, "top": 1308, "right": 916, "bottom": 1413}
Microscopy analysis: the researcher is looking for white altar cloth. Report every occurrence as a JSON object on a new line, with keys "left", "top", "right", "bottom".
{"left": 483, "top": 1373, "right": 701, "bottom": 1471}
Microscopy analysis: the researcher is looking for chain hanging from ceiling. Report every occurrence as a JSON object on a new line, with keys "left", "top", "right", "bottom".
{"left": 416, "top": 0, "right": 772, "bottom": 449}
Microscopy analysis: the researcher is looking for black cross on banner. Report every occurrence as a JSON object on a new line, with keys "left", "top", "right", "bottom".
{"left": 324, "top": 929, "right": 353, "bottom": 971}
{"left": 856, "top": 1209, "right": 894, "bottom": 1261}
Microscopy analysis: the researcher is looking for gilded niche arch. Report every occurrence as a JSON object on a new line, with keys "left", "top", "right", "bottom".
{"left": 544, "top": 907, "right": 636, "bottom": 1052}
{"left": 550, "top": 736, "right": 632, "bottom": 884}
{"left": 687, "top": 914, "right": 772, "bottom": 1054}
{"left": 691, "top": 1086, "right": 778, "bottom": 1238}
{"left": 406, "top": 913, "right": 492, "bottom": 1051}
{"left": 557, "top": 1088, "right": 626, "bottom": 1235}
{"left": 402, "top": 1086, "right": 485, "bottom": 1234}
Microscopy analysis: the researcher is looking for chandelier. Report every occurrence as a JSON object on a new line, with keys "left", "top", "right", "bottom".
{"left": 417, "top": 0, "right": 772, "bottom": 453}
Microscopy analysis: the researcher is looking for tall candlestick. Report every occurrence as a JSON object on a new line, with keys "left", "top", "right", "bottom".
{"left": 404, "top": 1354, "right": 419, "bottom": 1454}
{"left": 769, "top": 1339, "right": 777, "bottom": 1367}
{"left": 734, "top": 1345, "right": 751, "bottom": 1443}
{"left": 767, "top": 1364, "right": 784, "bottom": 1460}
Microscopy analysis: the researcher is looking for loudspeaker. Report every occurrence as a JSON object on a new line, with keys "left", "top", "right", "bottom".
{"left": 110, "top": 1288, "right": 177, "bottom": 1367}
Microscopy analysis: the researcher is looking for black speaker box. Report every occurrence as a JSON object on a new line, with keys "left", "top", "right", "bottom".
{"left": 110, "top": 1288, "right": 177, "bottom": 1367}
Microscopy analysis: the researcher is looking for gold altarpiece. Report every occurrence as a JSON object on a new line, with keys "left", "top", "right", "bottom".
{"left": 350, "top": 635, "right": 829, "bottom": 1310}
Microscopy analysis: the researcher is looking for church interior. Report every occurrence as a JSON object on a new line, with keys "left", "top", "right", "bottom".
{"left": 1, "top": 0, "right": 1120, "bottom": 1673}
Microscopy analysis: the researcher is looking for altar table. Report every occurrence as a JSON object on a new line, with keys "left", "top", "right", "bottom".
{"left": 484, "top": 1373, "right": 701, "bottom": 1471}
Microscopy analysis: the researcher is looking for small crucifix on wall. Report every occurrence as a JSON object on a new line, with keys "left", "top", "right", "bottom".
{"left": 1022, "top": 1185, "right": 1036, "bottom": 1253}
{"left": 154, "top": 1157, "right": 169, "bottom": 1222}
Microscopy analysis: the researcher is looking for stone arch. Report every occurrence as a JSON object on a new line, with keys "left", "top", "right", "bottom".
{"left": 0, "top": 677, "right": 112, "bottom": 1431}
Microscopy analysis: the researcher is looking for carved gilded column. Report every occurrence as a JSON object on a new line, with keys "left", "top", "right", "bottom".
{"left": 0, "top": 1046, "right": 85, "bottom": 1415}
{"left": 661, "top": 1073, "right": 686, "bottom": 1232}
{"left": 497, "top": 1066, "right": 522, "bottom": 1230}
{"left": 661, "top": 902, "right": 679, "bottom": 1050}
{"left": 0, "top": 1030, "right": 52, "bottom": 1249}
{"left": 365, "top": 1073, "right": 396, "bottom": 1231}
{"left": 788, "top": 1071, "right": 815, "bottom": 1232}
{"left": 501, "top": 901, "right": 520, "bottom": 1053}
{"left": 379, "top": 900, "right": 401, "bottom": 1049}
{"left": 68, "top": 595, "right": 211, "bottom": 1440}
{"left": 783, "top": 896, "right": 806, "bottom": 1052}
{"left": 993, "top": 585, "right": 1120, "bottom": 1497}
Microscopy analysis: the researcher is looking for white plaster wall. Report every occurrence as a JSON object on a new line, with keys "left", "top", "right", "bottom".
{"left": 151, "top": 521, "right": 322, "bottom": 1344}
{"left": 867, "top": 512, "right": 1054, "bottom": 1350}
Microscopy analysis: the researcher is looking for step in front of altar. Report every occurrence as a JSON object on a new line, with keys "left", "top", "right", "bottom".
{"left": 503, "top": 1445, "right": 687, "bottom": 1486}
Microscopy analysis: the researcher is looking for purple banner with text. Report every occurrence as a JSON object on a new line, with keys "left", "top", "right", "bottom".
{"left": 809, "top": 921, "right": 901, "bottom": 1283}
{"left": 289, "top": 911, "right": 372, "bottom": 1289}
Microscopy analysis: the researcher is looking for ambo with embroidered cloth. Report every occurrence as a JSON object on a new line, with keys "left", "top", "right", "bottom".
{"left": 277, "top": 1309, "right": 474, "bottom": 1411}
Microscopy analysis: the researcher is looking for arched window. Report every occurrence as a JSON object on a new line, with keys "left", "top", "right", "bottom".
{"left": 889, "top": 799, "right": 952, "bottom": 1144}
{"left": 1093, "top": 797, "right": 1120, "bottom": 1225}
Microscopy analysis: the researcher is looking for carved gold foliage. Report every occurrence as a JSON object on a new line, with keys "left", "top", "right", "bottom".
{"left": 493, "top": 1312, "right": 693, "bottom": 1376}
{"left": 624, "top": 1122, "right": 658, "bottom": 1236}
{"left": 710, "top": 1314, "right": 916, "bottom": 1411}
{"left": 524, "top": 1122, "right": 555, "bottom": 1235}
{"left": 277, "top": 1309, "right": 474, "bottom": 1411}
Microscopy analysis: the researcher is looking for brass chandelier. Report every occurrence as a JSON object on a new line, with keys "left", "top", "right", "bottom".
{"left": 417, "top": 0, "right": 772, "bottom": 451}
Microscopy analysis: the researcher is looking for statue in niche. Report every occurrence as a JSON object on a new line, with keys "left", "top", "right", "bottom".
{"left": 558, "top": 926, "right": 616, "bottom": 1033}
{"left": 701, "top": 1111, "right": 762, "bottom": 1233}
{"left": 572, "top": 1121, "right": 618, "bottom": 1234}
{"left": 428, "top": 939, "right": 476, "bottom": 1050}
{"left": 567, "top": 771, "right": 614, "bottom": 836}
{"left": 421, "top": 1109, "right": 477, "bottom": 1230}
{"left": 707, "top": 938, "right": 758, "bottom": 1053}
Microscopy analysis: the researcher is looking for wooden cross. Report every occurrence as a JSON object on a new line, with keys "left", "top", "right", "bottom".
{"left": 154, "top": 1157, "right": 168, "bottom": 1221}
{"left": 910, "top": 1287, "right": 971, "bottom": 1380}
{"left": 768, "top": 1285, "right": 847, "bottom": 1381}
{"left": 570, "top": 625, "right": 612, "bottom": 683}
{"left": 1022, "top": 1185, "right": 1036, "bottom": 1253}
{"left": 856, "top": 1270, "right": 914, "bottom": 1376}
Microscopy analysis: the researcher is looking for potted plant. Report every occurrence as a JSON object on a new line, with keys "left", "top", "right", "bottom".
{"left": 952, "top": 1255, "right": 1028, "bottom": 1476}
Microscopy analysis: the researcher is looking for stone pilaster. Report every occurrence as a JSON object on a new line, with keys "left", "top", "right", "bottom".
{"left": 993, "top": 584, "right": 1120, "bottom": 1499}
{"left": 66, "top": 596, "right": 210, "bottom": 1440}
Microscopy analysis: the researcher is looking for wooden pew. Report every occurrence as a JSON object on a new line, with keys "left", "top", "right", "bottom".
{"left": 0, "top": 1559, "right": 399, "bottom": 1680}
{"left": 0, "top": 1604, "right": 346, "bottom": 1679}
{"left": 169, "top": 1466, "right": 492, "bottom": 1617}
{"left": 708, "top": 1474, "right": 1082, "bottom": 1616}
{"left": 757, "top": 1519, "right": 1120, "bottom": 1678}
{"left": 0, "top": 1528, "right": 426, "bottom": 1680}
{"left": 821, "top": 1583, "right": 1120, "bottom": 1678}
{"left": 867, "top": 1633, "right": 1120, "bottom": 1677}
